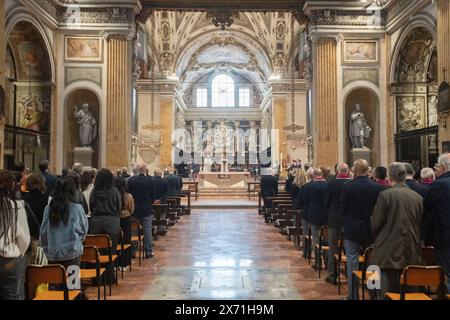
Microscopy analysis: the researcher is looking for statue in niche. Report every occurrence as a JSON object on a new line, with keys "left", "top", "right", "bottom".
{"left": 74, "top": 103, "right": 97, "bottom": 147}
{"left": 349, "top": 104, "right": 371, "bottom": 149}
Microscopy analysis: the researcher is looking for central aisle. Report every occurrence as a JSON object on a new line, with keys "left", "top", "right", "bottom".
{"left": 88, "top": 210, "right": 344, "bottom": 300}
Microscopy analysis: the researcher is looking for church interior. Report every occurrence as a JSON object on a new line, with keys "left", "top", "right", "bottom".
{"left": 1, "top": 0, "right": 450, "bottom": 302}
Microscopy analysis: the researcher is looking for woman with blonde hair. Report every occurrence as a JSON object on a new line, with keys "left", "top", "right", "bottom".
{"left": 291, "top": 168, "right": 308, "bottom": 200}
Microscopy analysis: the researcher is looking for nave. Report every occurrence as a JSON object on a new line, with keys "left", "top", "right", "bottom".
{"left": 85, "top": 209, "right": 342, "bottom": 300}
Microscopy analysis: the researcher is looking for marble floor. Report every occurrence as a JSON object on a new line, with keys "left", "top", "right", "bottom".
{"left": 85, "top": 210, "right": 347, "bottom": 300}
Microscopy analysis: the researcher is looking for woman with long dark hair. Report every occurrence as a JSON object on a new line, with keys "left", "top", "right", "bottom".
{"left": 40, "top": 177, "right": 88, "bottom": 269}
{"left": 114, "top": 177, "right": 134, "bottom": 268}
{"left": 89, "top": 169, "right": 121, "bottom": 283}
{"left": 0, "top": 170, "right": 30, "bottom": 300}
{"left": 22, "top": 174, "right": 49, "bottom": 225}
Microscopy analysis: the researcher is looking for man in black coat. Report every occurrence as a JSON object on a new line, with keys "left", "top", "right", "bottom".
{"left": 424, "top": 153, "right": 450, "bottom": 293}
{"left": 301, "top": 168, "right": 328, "bottom": 269}
{"left": 153, "top": 169, "right": 168, "bottom": 202}
{"left": 404, "top": 163, "right": 429, "bottom": 198}
{"left": 341, "top": 159, "right": 384, "bottom": 300}
{"left": 294, "top": 167, "right": 314, "bottom": 258}
{"left": 164, "top": 168, "right": 181, "bottom": 197}
{"left": 127, "top": 163, "right": 158, "bottom": 258}
{"left": 260, "top": 169, "right": 279, "bottom": 210}
{"left": 39, "top": 160, "right": 56, "bottom": 196}
{"left": 325, "top": 163, "right": 352, "bottom": 284}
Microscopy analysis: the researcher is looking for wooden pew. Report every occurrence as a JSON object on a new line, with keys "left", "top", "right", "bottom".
{"left": 152, "top": 204, "right": 169, "bottom": 239}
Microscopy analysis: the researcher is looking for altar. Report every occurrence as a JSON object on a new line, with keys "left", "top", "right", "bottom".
{"left": 198, "top": 172, "right": 251, "bottom": 189}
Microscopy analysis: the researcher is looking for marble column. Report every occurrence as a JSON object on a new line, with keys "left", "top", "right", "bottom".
{"left": 159, "top": 97, "right": 174, "bottom": 168}
{"left": 312, "top": 36, "right": 339, "bottom": 167}
{"left": 0, "top": 1, "right": 5, "bottom": 169}
{"left": 106, "top": 36, "right": 133, "bottom": 170}
{"left": 437, "top": 0, "right": 450, "bottom": 147}
{"left": 272, "top": 97, "right": 288, "bottom": 168}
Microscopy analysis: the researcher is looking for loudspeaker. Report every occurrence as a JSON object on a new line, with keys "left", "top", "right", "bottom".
{"left": 437, "top": 81, "right": 450, "bottom": 113}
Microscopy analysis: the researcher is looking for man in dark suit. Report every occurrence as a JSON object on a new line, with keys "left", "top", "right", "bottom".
{"left": 341, "top": 159, "right": 384, "bottom": 300}
{"left": 164, "top": 168, "right": 181, "bottom": 197}
{"left": 153, "top": 169, "right": 168, "bottom": 202}
{"left": 301, "top": 168, "right": 328, "bottom": 269}
{"left": 424, "top": 153, "right": 450, "bottom": 293}
{"left": 294, "top": 167, "right": 314, "bottom": 258}
{"left": 325, "top": 163, "right": 352, "bottom": 284}
{"left": 404, "top": 163, "right": 429, "bottom": 198}
{"left": 39, "top": 160, "right": 56, "bottom": 196}
{"left": 260, "top": 169, "right": 279, "bottom": 211}
{"left": 127, "top": 163, "right": 158, "bottom": 258}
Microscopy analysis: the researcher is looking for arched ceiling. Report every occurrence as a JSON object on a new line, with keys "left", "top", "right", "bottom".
{"left": 146, "top": 11, "right": 303, "bottom": 95}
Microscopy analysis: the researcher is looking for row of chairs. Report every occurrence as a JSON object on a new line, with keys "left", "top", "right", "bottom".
{"left": 258, "top": 192, "right": 450, "bottom": 301}
{"left": 25, "top": 195, "right": 191, "bottom": 300}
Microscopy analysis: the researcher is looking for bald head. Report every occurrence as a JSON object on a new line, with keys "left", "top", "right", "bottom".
{"left": 137, "top": 163, "right": 147, "bottom": 175}
{"left": 312, "top": 168, "right": 323, "bottom": 179}
{"left": 354, "top": 159, "right": 369, "bottom": 176}
{"left": 337, "top": 163, "right": 350, "bottom": 175}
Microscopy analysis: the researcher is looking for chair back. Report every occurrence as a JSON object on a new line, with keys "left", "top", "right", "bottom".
{"left": 401, "top": 265, "right": 446, "bottom": 300}
{"left": 421, "top": 246, "right": 436, "bottom": 266}
{"left": 25, "top": 264, "right": 68, "bottom": 300}
{"left": 81, "top": 245, "right": 100, "bottom": 264}
{"left": 319, "top": 225, "right": 329, "bottom": 244}
{"left": 130, "top": 218, "right": 142, "bottom": 235}
{"left": 84, "top": 234, "right": 112, "bottom": 250}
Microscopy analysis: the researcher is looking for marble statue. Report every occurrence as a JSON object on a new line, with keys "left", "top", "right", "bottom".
{"left": 349, "top": 104, "right": 371, "bottom": 149}
{"left": 74, "top": 103, "right": 97, "bottom": 147}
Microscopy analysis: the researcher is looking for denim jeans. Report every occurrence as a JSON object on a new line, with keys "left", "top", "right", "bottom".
{"left": 344, "top": 239, "right": 361, "bottom": 300}
{"left": 301, "top": 219, "right": 310, "bottom": 257}
{"left": 138, "top": 216, "right": 153, "bottom": 255}
{"left": 311, "top": 224, "right": 320, "bottom": 266}
{"left": 0, "top": 256, "right": 26, "bottom": 300}
{"left": 327, "top": 227, "right": 341, "bottom": 279}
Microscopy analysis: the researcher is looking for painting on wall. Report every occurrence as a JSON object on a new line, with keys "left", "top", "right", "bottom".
{"left": 65, "top": 37, "right": 102, "bottom": 62}
{"left": 344, "top": 40, "right": 378, "bottom": 64}
{"left": 16, "top": 95, "right": 51, "bottom": 133}
{"left": 396, "top": 96, "right": 426, "bottom": 133}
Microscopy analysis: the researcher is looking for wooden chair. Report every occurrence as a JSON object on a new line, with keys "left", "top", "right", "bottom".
{"left": 130, "top": 218, "right": 144, "bottom": 266}
{"left": 25, "top": 264, "right": 81, "bottom": 300}
{"left": 314, "top": 225, "right": 329, "bottom": 278}
{"left": 334, "top": 236, "right": 365, "bottom": 295}
{"left": 80, "top": 245, "right": 107, "bottom": 300}
{"left": 116, "top": 229, "right": 132, "bottom": 277}
{"left": 84, "top": 234, "right": 118, "bottom": 296}
{"left": 351, "top": 247, "right": 377, "bottom": 300}
{"left": 153, "top": 203, "right": 169, "bottom": 239}
{"left": 385, "top": 266, "right": 447, "bottom": 300}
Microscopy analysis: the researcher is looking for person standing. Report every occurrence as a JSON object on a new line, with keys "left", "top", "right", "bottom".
{"left": 404, "top": 163, "right": 429, "bottom": 198}
{"left": 0, "top": 170, "right": 30, "bottom": 300}
{"left": 40, "top": 177, "right": 88, "bottom": 270}
{"left": 302, "top": 168, "right": 328, "bottom": 269}
{"left": 325, "top": 163, "right": 352, "bottom": 285}
{"left": 260, "top": 169, "right": 279, "bottom": 213}
{"left": 341, "top": 159, "right": 384, "bottom": 300}
{"left": 164, "top": 168, "right": 180, "bottom": 198}
{"left": 38, "top": 160, "right": 56, "bottom": 196}
{"left": 22, "top": 174, "right": 49, "bottom": 226}
{"left": 374, "top": 166, "right": 390, "bottom": 187}
{"left": 424, "top": 153, "right": 450, "bottom": 293}
{"left": 114, "top": 177, "right": 134, "bottom": 269}
{"left": 128, "top": 163, "right": 158, "bottom": 259}
{"left": 153, "top": 169, "right": 168, "bottom": 202}
{"left": 372, "top": 162, "right": 423, "bottom": 297}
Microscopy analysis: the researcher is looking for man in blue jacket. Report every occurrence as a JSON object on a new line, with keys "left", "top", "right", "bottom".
{"left": 424, "top": 153, "right": 450, "bottom": 293}
{"left": 128, "top": 163, "right": 158, "bottom": 259}
{"left": 39, "top": 160, "right": 56, "bottom": 196}
{"left": 301, "top": 168, "right": 328, "bottom": 269}
{"left": 341, "top": 159, "right": 384, "bottom": 300}
{"left": 294, "top": 167, "right": 314, "bottom": 258}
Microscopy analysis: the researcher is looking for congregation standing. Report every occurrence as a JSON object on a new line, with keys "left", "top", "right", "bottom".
{"left": 261, "top": 154, "right": 450, "bottom": 299}
{"left": 0, "top": 160, "right": 183, "bottom": 300}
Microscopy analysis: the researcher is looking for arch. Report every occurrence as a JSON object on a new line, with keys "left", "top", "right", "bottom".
{"left": 343, "top": 85, "right": 381, "bottom": 166}
{"left": 63, "top": 86, "right": 102, "bottom": 169}
{"left": 5, "top": 7, "right": 56, "bottom": 83}
{"left": 212, "top": 74, "right": 235, "bottom": 107}
{"left": 390, "top": 16, "right": 437, "bottom": 85}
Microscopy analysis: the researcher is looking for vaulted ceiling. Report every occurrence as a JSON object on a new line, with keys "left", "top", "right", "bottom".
{"left": 147, "top": 11, "right": 303, "bottom": 95}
